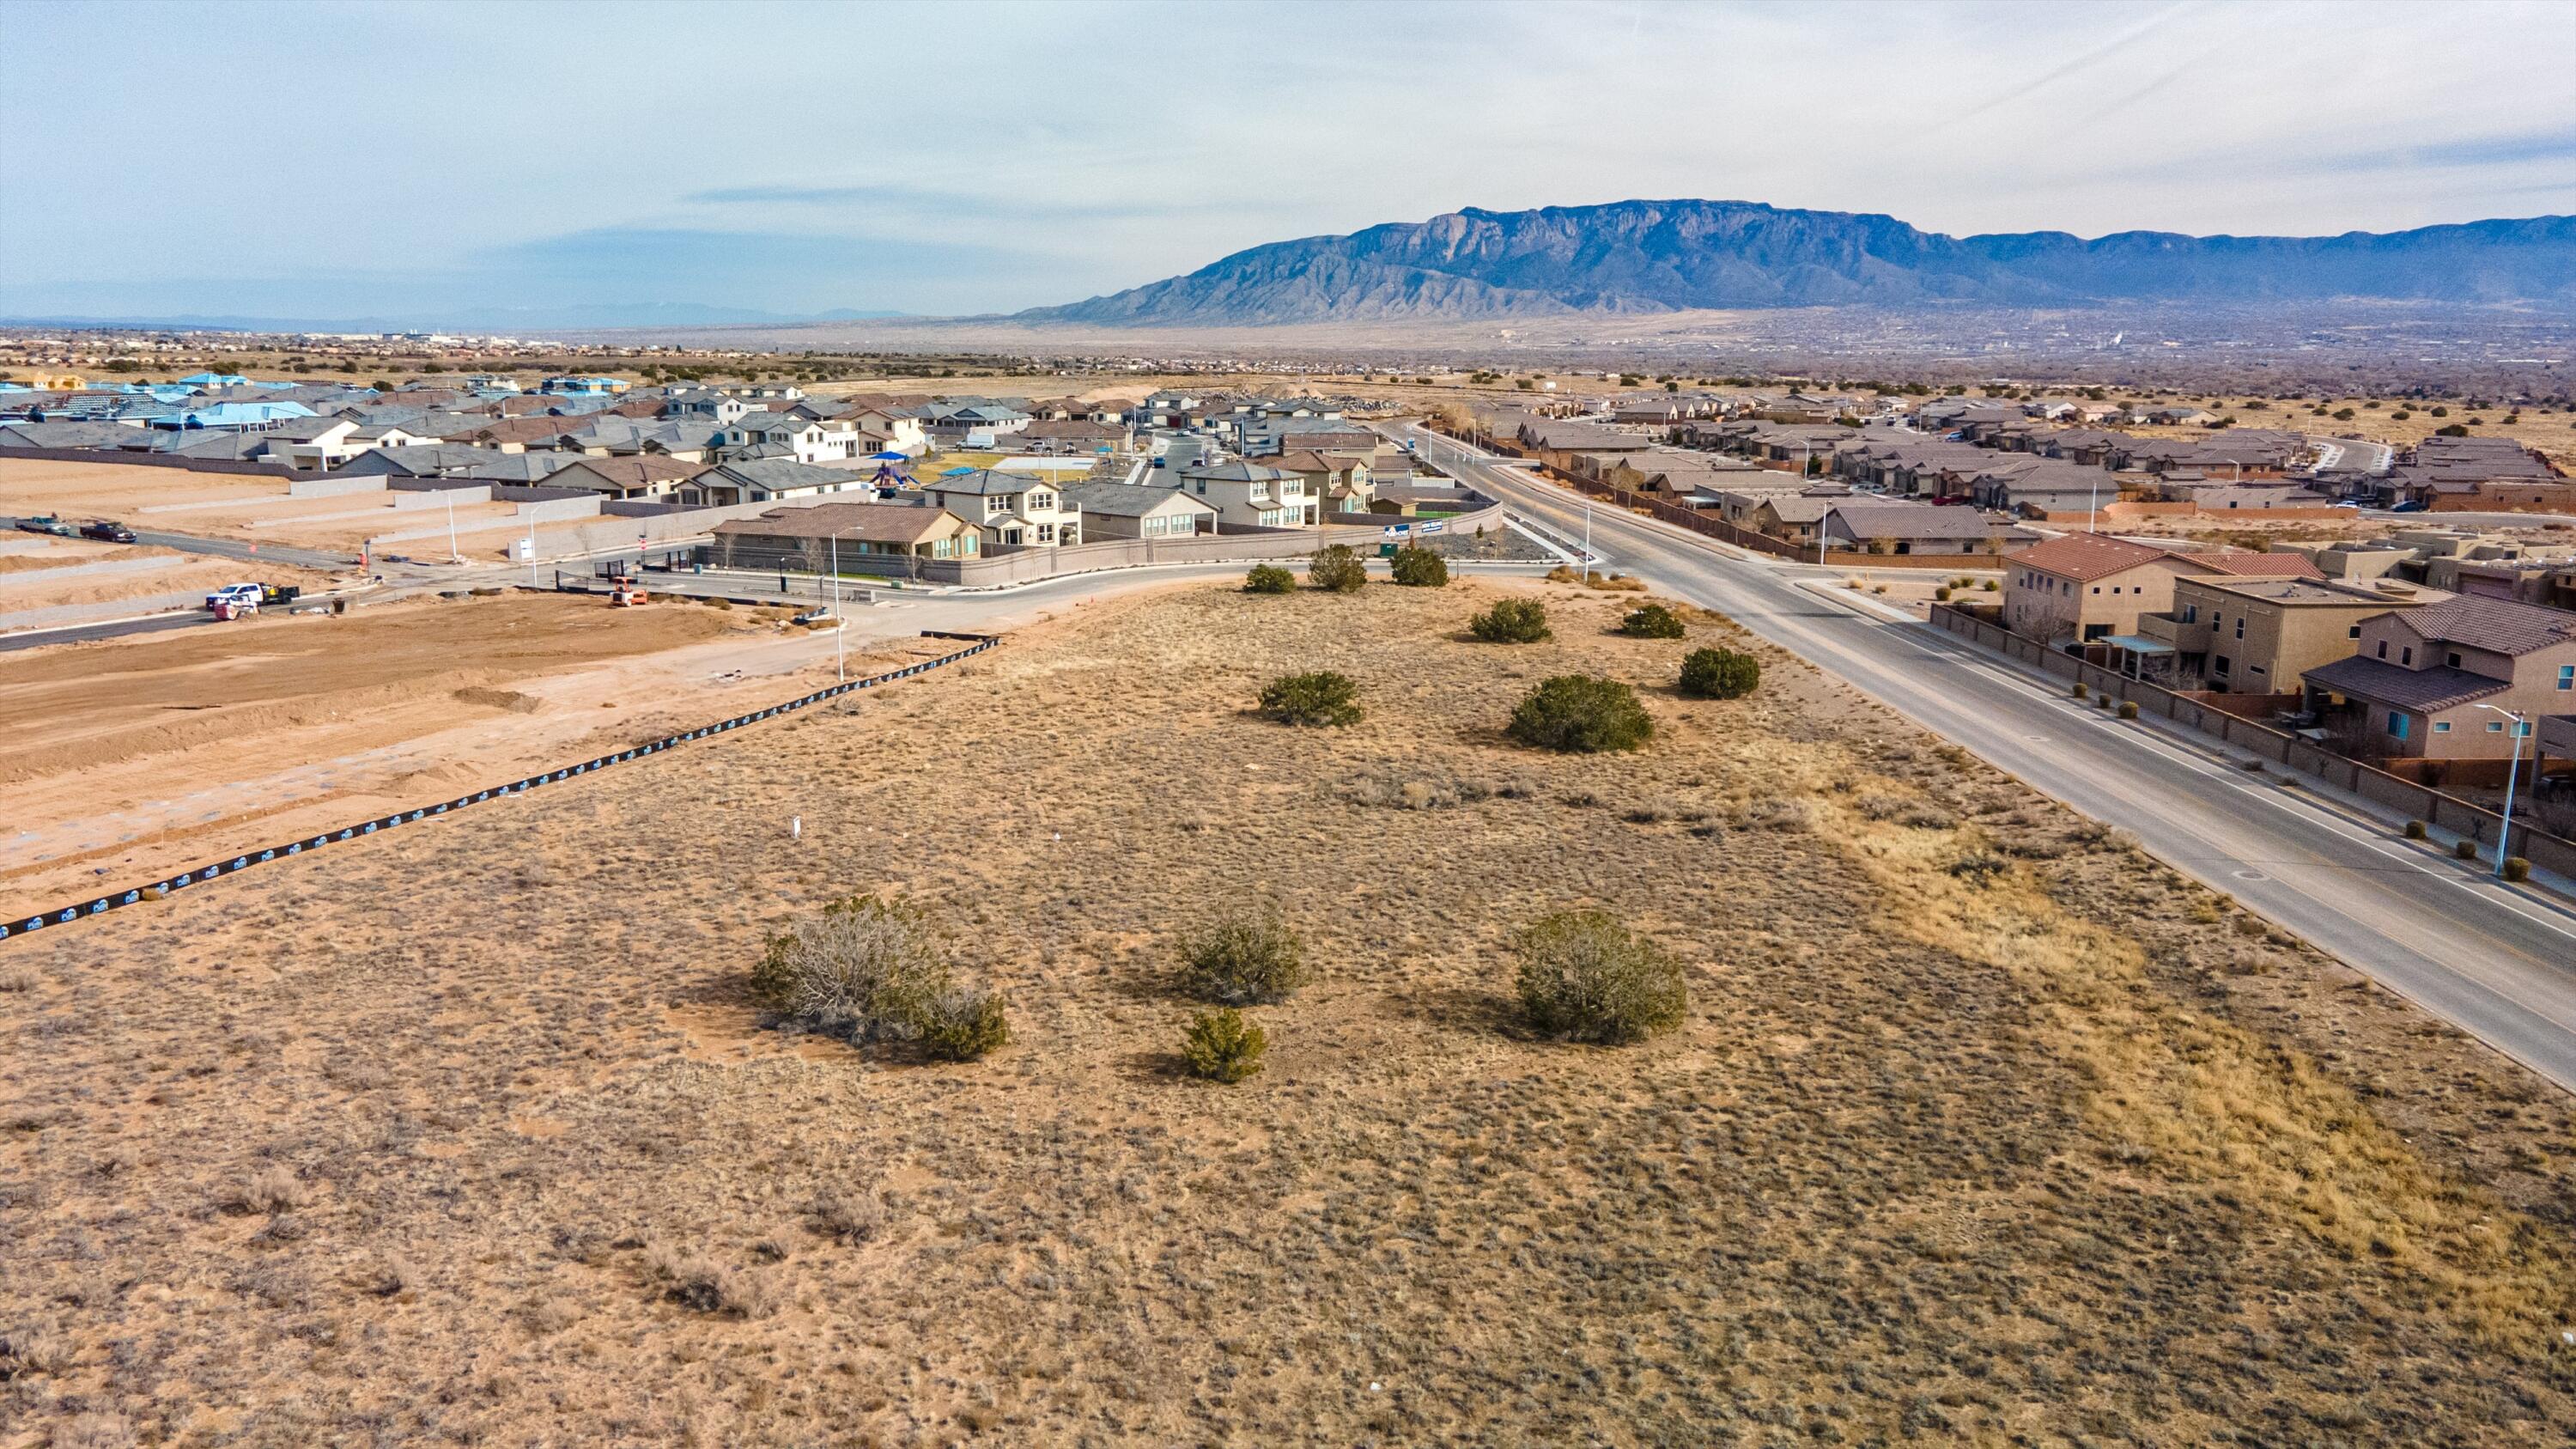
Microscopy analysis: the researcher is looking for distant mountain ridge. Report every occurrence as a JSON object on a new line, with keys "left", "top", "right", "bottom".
{"left": 1014, "top": 200, "right": 2576, "bottom": 326}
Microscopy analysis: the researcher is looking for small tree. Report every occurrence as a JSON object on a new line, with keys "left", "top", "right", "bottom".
{"left": 1258, "top": 671, "right": 1361, "bottom": 728}
{"left": 1388, "top": 545, "right": 1448, "bottom": 587}
{"left": 1468, "top": 597, "right": 1551, "bottom": 642}
{"left": 1618, "top": 603, "right": 1686, "bottom": 639}
{"left": 1179, "top": 908, "right": 1307, "bottom": 1005}
{"left": 1182, "top": 1008, "right": 1267, "bottom": 1083}
{"left": 1243, "top": 563, "right": 1294, "bottom": 594}
{"left": 1678, "top": 647, "right": 1759, "bottom": 699}
{"left": 1513, "top": 910, "right": 1687, "bottom": 1044}
{"left": 1309, "top": 544, "right": 1367, "bottom": 593}
{"left": 1507, "top": 675, "right": 1654, "bottom": 753}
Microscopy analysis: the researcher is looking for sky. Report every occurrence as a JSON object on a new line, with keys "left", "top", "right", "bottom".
{"left": 3, "top": 0, "right": 2573, "bottom": 328}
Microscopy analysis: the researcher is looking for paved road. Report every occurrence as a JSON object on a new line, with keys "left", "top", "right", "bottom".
{"left": 1397, "top": 423, "right": 2576, "bottom": 1093}
{"left": 0, "top": 610, "right": 214, "bottom": 653}
{"left": 5, "top": 516, "right": 356, "bottom": 570}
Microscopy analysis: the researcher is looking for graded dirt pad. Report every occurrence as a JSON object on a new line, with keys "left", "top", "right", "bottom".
{"left": 3, "top": 581, "right": 2573, "bottom": 1446}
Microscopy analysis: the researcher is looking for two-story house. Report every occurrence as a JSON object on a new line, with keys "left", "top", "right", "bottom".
{"left": 1177, "top": 460, "right": 1312, "bottom": 528}
{"left": 920, "top": 468, "right": 1080, "bottom": 547}
{"left": 2004, "top": 533, "right": 2318, "bottom": 648}
{"left": 2302, "top": 596, "right": 2576, "bottom": 761}
{"left": 2127, "top": 576, "right": 2439, "bottom": 691}
{"left": 717, "top": 411, "right": 863, "bottom": 465}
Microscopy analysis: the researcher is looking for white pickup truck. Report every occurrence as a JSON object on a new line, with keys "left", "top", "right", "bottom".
{"left": 205, "top": 582, "right": 263, "bottom": 618}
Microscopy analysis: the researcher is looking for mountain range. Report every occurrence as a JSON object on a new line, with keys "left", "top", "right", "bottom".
{"left": 1012, "top": 200, "right": 2576, "bottom": 326}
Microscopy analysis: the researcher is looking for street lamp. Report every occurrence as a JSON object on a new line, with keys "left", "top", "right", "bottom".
{"left": 2473, "top": 703, "right": 2529, "bottom": 879}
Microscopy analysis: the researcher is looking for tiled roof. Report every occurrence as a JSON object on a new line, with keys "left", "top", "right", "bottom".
{"left": 2302, "top": 656, "right": 2509, "bottom": 713}
{"left": 2008, "top": 533, "right": 2172, "bottom": 581}
{"left": 2390, "top": 595, "right": 2576, "bottom": 656}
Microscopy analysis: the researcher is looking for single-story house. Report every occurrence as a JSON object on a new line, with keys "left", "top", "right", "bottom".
{"left": 1059, "top": 482, "right": 1218, "bottom": 539}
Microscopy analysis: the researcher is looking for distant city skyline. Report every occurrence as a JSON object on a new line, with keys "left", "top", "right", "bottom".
{"left": 3, "top": 0, "right": 2573, "bottom": 327}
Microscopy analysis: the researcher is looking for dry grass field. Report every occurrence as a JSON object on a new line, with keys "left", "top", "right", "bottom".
{"left": 3, "top": 578, "right": 2573, "bottom": 1446}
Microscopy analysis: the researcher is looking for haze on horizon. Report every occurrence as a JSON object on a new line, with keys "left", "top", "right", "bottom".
{"left": 3, "top": 0, "right": 2573, "bottom": 328}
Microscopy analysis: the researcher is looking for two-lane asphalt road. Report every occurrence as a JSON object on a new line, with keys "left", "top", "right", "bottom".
{"left": 1393, "top": 423, "right": 2576, "bottom": 1093}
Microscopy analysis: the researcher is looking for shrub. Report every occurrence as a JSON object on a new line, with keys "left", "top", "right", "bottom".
{"left": 1258, "top": 670, "right": 1361, "bottom": 728}
{"left": 1508, "top": 675, "right": 1654, "bottom": 753}
{"left": 751, "top": 895, "right": 945, "bottom": 1039}
{"left": 645, "top": 1247, "right": 778, "bottom": 1318}
{"left": 1182, "top": 1008, "right": 1267, "bottom": 1083}
{"left": 1677, "top": 647, "right": 1759, "bottom": 700}
{"left": 2117, "top": 700, "right": 2140, "bottom": 719}
{"left": 1468, "top": 597, "right": 1551, "bottom": 642}
{"left": 1388, "top": 545, "right": 1448, "bottom": 587}
{"left": 2501, "top": 856, "right": 2531, "bottom": 883}
{"left": 1180, "top": 908, "right": 1307, "bottom": 1005}
{"left": 2454, "top": 837, "right": 2481, "bottom": 860}
{"left": 1618, "top": 603, "right": 1686, "bottom": 638}
{"left": 1242, "top": 563, "right": 1294, "bottom": 594}
{"left": 918, "top": 986, "right": 1009, "bottom": 1062}
{"left": 751, "top": 895, "right": 1002, "bottom": 1056}
{"left": 1513, "top": 909, "right": 1687, "bottom": 1044}
{"left": 2403, "top": 819, "right": 2428, "bottom": 840}
{"left": 2071, "top": 682, "right": 2088, "bottom": 699}
{"left": 1309, "top": 544, "right": 1367, "bottom": 593}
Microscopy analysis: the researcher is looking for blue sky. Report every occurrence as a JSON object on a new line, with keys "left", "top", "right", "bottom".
{"left": 3, "top": 0, "right": 2572, "bottom": 326}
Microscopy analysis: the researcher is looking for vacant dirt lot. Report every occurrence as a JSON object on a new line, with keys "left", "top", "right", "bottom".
{"left": 3, "top": 580, "right": 2571, "bottom": 1446}
{"left": 0, "top": 592, "right": 940, "bottom": 919}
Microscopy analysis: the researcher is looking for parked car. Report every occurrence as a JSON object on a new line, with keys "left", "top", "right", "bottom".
{"left": 81, "top": 519, "right": 137, "bottom": 543}
{"left": 14, "top": 514, "right": 74, "bottom": 537}
{"left": 2389, "top": 500, "right": 2428, "bottom": 513}
{"left": 205, "top": 582, "right": 264, "bottom": 612}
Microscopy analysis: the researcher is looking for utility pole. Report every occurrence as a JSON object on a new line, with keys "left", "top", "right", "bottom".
{"left": 446, "top": 492, "right": 459, "bottom": 564}
{"left": 830, "top": 529, "right": 844, "bottom": 681}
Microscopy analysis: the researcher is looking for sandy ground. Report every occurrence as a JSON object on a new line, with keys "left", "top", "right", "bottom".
{"left": 2, "top": 578, "right": 2570, "bottom": 1446}
{"left": 0, "top": 460, "right": 538, "bottom": 555}
{"left": 0, "top": 545, "right": 338, "bottom": 617}
{"left": 0, "top": 593, "right": 936, "bottom": 917}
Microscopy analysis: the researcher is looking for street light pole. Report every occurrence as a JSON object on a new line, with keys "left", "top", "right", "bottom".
{"left": 2476, "top": 704, "right": 2527, "bottom": 878}
{"left": 830, "top": 529, "right": 844, "bottom": 681}
{"left": 446, "top": 492, "right": 459, "bottom": 564}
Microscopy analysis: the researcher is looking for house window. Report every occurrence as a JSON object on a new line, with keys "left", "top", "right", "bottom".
{"left": 2401, "top": 648, "right": 2412, "bottom": 666}
{"left": 2446, "top": 651, "right": 2462, "bottom": 668}
{"left": 2376, "top": 641, "right": 2387, "bottom": 659}
{"left": 2233, "top": 618, "right": 2245, "bottom": 640}
{"left": 2090, "top": 585, "right": 2101, "bottom": 594}
{"left": 2432, "top": 721, "right": 2451, "bottom": 733}
{"left": 2179, "top": 604, "right": 2197, "bottom": 623}
{"left": 2487, "top": 721, "right": 2505, "bottom": 733}
{"left": 2348, "top": 624, "right": 2361, "bottom": 639}
{"left": 2560, "top": 665, "right": 2573, "bottom": 691}
{"left": 2213, "top": 655, "right": 2231, "bottom": 678}
{"left": 2388, "top": 712, "right": 2409, "bottom": 740}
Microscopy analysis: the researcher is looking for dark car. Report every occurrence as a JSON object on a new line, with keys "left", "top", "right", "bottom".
{"left": 81, "top": 520, "right": 138, "bottom": 543}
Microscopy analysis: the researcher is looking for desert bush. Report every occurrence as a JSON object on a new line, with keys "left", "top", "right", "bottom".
{"left": 751, "top": 894, "right": 947, "bottom": 1042}
{"left": 2403, "top": 819, "right": 2428, "bottom": 840}
{"left": 222, "top": 1165, "right": 305, "bottom": 1215}
{"left": 1618, "top": 603, "right": 1686, "bottom": 638}
{"left": 2501, "top": 856, "right": 2531, "bottom": 882}
{"left": 1742, "top": 795, "right": 1819, "bottom": 831}
{"left": 1343, "top": 772, "right": 1488, "bottom": 809}
{"left": 1179, "top": 907, "right": 1307, "bottom": 1005}
{"left": 1507, "top": 675, "right": 1654, "bottom": 753}
{"left": 1309, "top": 543, "right": 1368, "bottom": 593}
{"left": 1182, "top": 1008, "right": 1268, "bottom": 1083}
{"left": 1258, "top": 670, "right": 1362, "bottom": 728}
{"left": 1512, "top": 909, "right": 1687, "bottom": 1044}
{"left": 919, "top": 986, "right": 1010, "bottom": 1062}
{"left": 0, "top": 1319, "right": 72, "bottom": 1379}
{"left": 1677, "top": 647, "right": 1759, "bottom": 699}
{"left": 2454, "top": 837, "right": 2480, "bottom": 860}
{"left": 1948, "top": 853, "right": 2009, "bottom": 888}
{"left": 1242, "top": 563, "right": 1294, "bottom": 594}
{"left": 1468, "top": 597, "right": 1551, "bottom": 642}
{"left": 2117, "top": 700, "right": 2140, "bottom": 719}
{"left": 1388, "top": 545, "right": 1448, "bottom": 587}
{"left": 645, "top": 1246, "right": 779, "bottom": 1318}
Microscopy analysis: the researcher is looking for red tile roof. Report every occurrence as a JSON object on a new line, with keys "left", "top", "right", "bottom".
{"left": 2008, "top": 533, "right": 2172, "bottom": 581}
